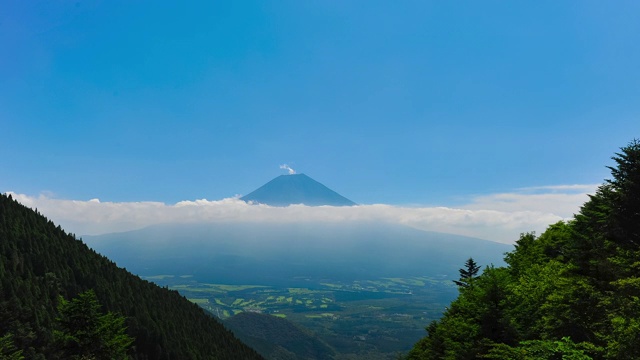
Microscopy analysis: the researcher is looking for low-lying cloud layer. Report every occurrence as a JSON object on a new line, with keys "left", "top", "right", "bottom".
{"left": 7, "top": 184, "right": 598, "bottom": 244}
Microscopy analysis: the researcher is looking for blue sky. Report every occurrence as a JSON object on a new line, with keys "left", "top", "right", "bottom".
{"left": 2, "top": 1, "right": 639, "bottom": 207}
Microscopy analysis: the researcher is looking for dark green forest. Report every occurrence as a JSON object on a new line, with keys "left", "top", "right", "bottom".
{"left": 408, "top": 140, "right": 640, "bottom": 359}
{"left": 0, "top": 193, "right": 263, "bottom": 359}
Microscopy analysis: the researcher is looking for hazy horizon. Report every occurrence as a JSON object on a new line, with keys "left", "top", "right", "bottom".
{"left": 7, "top": 178, "right": 597, "bottom": 243}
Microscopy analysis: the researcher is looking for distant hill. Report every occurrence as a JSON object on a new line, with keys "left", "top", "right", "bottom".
{"left": 225, "top": 312, "right": 335, "bottom": 360}
{"left": 0, "top": 193, "right": 263, "bottom": 360}
{"left": 84, "top": 222, "right": 510, "bottom": 285}
{"left": 241, "top": 174, "right": 356, "bottom": 206}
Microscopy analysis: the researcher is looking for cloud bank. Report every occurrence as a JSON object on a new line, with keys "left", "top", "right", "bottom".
{"left": 6, "top": 184, "right": 598, "bottom": 244}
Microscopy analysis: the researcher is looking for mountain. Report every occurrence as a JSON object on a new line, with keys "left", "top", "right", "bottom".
{"left": 84, "top": 222, "right": 510, "bottom": 285}
{"left": 240, "top": 174, "right": 356, "bottom": 206}
{"left": 225, "top": 312, "right": 335, "bottom": 360}
{"left": 0, "top": 193, "right": 263, "bottom": 360}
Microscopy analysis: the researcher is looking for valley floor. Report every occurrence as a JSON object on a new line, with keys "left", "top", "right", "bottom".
{"left": 144, "top": 274, "right": 458, "bottom": 359}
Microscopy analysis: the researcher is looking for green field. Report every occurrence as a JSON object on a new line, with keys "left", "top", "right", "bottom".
{"left": 143, "top": 274, "right": 458, "bottom": 359}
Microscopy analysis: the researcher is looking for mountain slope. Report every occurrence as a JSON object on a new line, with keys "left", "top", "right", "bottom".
{"left": 84, "top": 222, "right": 510, "bottom": 285}
{"left": 225, "top": 312, "right": 335, "bottom": 360}
{"left": 241, "top": 174, "right": 356, "bottom": 206}
{"left": 0, "top": 193, "right": 263, "bottom": 360}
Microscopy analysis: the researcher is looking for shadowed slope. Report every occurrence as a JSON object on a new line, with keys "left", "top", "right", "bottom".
{"left": 226, "top": 312, "right": 335, "bottom": 360}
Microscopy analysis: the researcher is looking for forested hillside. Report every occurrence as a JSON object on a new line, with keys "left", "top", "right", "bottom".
{"left": 0, "top": 193, "right": 263, "bottom": 360}
{"left": 408, "top": 140, "right": 640, "bottom": 359}
{"left": 225, "top": 312, "right": 335, "bottom": 360}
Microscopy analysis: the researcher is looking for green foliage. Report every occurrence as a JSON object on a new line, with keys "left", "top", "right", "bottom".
{"left": 54, "top": 290, "right": 133, "bottom": 360}
{"left": 0, "top": 333, "right": 24, "bottom": 360}
{"left": 408, "top": 266, "right": 514, "bottom": 359}
{"left": 408, "top": 140, "right": 640, "bottom": 360}
{"left": 484, "top": 337, "right": 602, "bottom": 360}
{"left": 507, "top": 260, "right": 567, "bottom": 339}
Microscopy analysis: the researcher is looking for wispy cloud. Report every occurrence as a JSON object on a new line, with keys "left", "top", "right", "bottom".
{"left": 279, "top": 164, "right": 296, "bottom": 174}
{"left": 6, "top": 184, "right": 596, "bottom": 244}
{"left": 516, "top": 184, "right": 599, "bottom": 193}
{"left": 462, "top": 184, "right": 598, "bottom": 216}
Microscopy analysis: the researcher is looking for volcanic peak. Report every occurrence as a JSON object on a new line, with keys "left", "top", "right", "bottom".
{"left": 240, "top": 173, "right": 356, "bottom": 207}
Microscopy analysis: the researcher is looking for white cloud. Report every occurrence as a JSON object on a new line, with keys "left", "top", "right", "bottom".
{"left": 462, "top": 184, "right": 599, "bottom": 217}
{"left": 5, "top": 184, "right": 597, "bottom": 244}
{"left": 517, "top": 184, "right": 599, "bottom": 192}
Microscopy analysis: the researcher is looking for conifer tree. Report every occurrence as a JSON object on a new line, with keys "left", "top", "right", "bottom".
{"left": 0, "top": 333, "right": 24, "bottom": 360}
{"left": 453, "top": 257, "right": 481, "bottom": 288}
{"left": 606, "top": 138, "right": 640, "bottom": 250}
{"left": 54, "top": 290, "right": 133, "bottom": 360}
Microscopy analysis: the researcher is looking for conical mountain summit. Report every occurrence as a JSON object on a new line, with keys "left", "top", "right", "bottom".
{"left": 240, "top": 173, "right": 356, "bottom": 206}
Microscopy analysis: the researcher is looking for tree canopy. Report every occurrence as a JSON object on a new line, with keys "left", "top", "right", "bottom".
{"left": 54, "top": 290, "right": 133, "bottom": 360}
